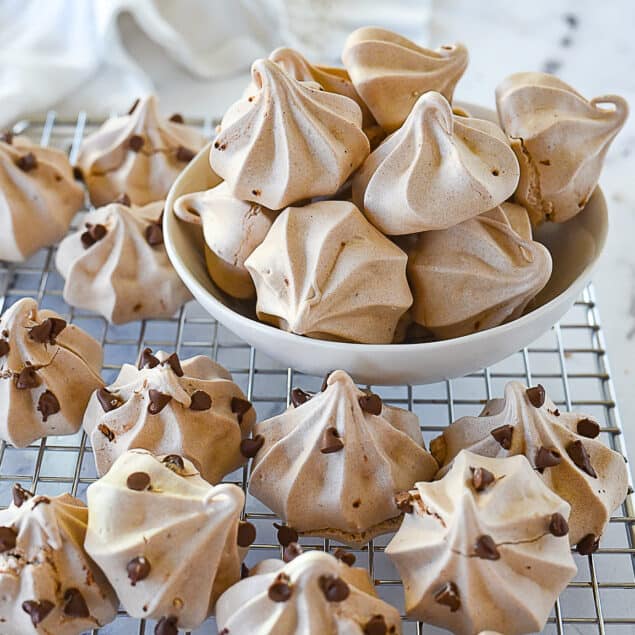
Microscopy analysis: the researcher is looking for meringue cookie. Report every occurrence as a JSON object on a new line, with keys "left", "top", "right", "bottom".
{"left": 85, "top": 449, "right": 250, "bottom": 630}
{"left": 496, "top": 72, "right": 628, "bottom": 224}
{"left": 76, "top": 96, "right": 206, "bottom": 206}
{"left": 343, "top": 27, "right": 468, "bottom": 132}
{"left": 386, "top": 450, "right": 577, "bottom": 635}
{"left": 56, "top": 198, "right": 191, "bottom": 324}
{"left": 352, "top": 92, "right": 520, "bottom": 234}
{"left": 407, "top": 203, "right": 552, "bottom": 339}
{"left": 211, "top": 59, "right": 370, "bottom": 210}
{"left": 245, "top": 200, "right": 412, "bottom": 344}
{"left": 0, "top": 485, "right": 117, "bottom": 635}
{"left": 431, "top": 381, "right": 629, "bottom": 546}
{"left": 248, "top": 370, "right": 438, "bottom": 546}
{"left": 0, "top": 135, "right": 84, "bottom": 262}
{"left": 174, "top": 182, "right": 277, "bottom": 299}
{"left": 0, "top": 298, "right": 103, "bottom": 447}
{"left": 217, "top": 550, "right": 402, "bottom": 635}
{"left": 82, "top": 349, "right": 255, "bottom": 483}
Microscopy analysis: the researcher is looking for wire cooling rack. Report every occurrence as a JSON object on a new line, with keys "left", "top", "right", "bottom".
{"left": 0, "top": 113, "right": 633, "bottom": 635}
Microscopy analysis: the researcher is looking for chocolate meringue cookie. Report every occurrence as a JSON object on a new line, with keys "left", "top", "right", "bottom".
{"left": 407, "top": 203, "right": 552, "bottom": 339}
{"left": 245, "top": 200, "right": 412, "bottom": 344}
{"left": 248, "top": 370, "right": 438, "bottom": 546}
{"left": 76, "top": 96, "right": 206, "bottom": 206}
{"left": 174, "top": 182, "right": 277, "bottom": 299}
{"left": 211, "top": 59, "right": 370, "bottom": 210}
{"left": 217, "top": 550, "right": 402, "bottom": 635}
{"left": 0, "top": 135, "right": 84, "bottom": 262}
{"left": 431, "top": 381, "right": 629, "bottom": 546}
{"left": 82, "top": 349, "right": 255, "bottom": 483}
{"left": 496, "top": 72, "right": 628, "bottom": 224}
{"left": 85, "top": 449, "right": 250, "bottom": 630}
{"left": 0, "top": 298, "right": 103, "bottom": 447}
{"left": 353, "top": 92, "right": 520, "bottom": 234}
{"left": 56, "top": 198, "right": 191, "bottom": 324}
{"left": 343, "top": 27, "right": 468, "bottom": 133}
{"left": 0, "top": 485, "right": 117, "bottom": 635}
{"left": 386, "top": 450, "right": 576, "bottom": 634}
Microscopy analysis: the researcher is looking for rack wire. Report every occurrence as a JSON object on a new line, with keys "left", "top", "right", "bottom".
{"left": 0, "top": 113, "right": 633, "bottom": 634}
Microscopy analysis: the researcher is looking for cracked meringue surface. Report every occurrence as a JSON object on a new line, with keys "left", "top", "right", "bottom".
{"left": 0, "top": 298, "right": 103, "bottom": 447}
{"left": 82, "top": 349, "right": 255, "bottom": 483}
{"left": 385, "top": 450, "right": 577, "bottom": 635}
{"left": 496, "top": 72, "right": 628, "bottom": 224}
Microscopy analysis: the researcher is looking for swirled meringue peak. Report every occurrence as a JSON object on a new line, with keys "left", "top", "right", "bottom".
{"left": 76, "top": 96, "right": 206, "bottom": 206}
{"left": 353, "top": 92, "right": 520, "bottom": 234}
{"left": 407, "top": 203, "right": 552, "bottom": 339}
{"left": 496, "top": 72, "right": 628, "bottom": 224}
{"left": 85, "top": 449, "right": 250, "bottom": 630}
{"left": 217, "top": 550, "right": 402, "bottom": 635}
{"left": 56, "top": 198, "right": 191, "bottom": 324}
{"left": 211, "top": 59, "right": 370, "bottom": 210}
{"left": 342, "top": 27, "right": 469, "bottom": 132}
{"left": 0, "top": 135, "right": 84, "bottom": 262}
{"left": 0, "top": 487, "right": 117, "bottom": 635}
{"left": 245, "top": 200, "right": 412, "bottom": 343}
{"left": 431, "top": 381, "right": 629, "bottom": 546}
{"left": 0, "top": 298, "right": 103, "bottom": 447}
{"left": 174, "top": 182, "right": 277, "bottom": 299}
{"left": 386, "top": 450, "right": 576, "bottom": 635}
{"left": 248, "top": 369, "right": 438, "bottom": 546}
{"left": 82, "top": 349, "right": 255, "bottom": 483}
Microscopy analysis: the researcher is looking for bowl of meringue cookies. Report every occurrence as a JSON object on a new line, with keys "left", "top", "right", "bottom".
{"left": 164, "top": 26, "right": 627, "bottom": 384}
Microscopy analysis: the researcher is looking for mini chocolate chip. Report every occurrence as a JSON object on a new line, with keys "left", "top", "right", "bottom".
{"left": 98, "top": 423, "right": 115, "bottom": 442}
{"left": 97, "top": 388, "right": 122, "bottom": 412}
{"left": 364, "top": 615, "right": 388, "bottom": 635}
{"left": 73, "top": 165, "right": 84, "bottom": 181}
{"left": 567, "top": 440, "right": 597, "bottom": 478}
{"left": 22, "top": 600, "right": 54, "bottom": 626}
{"left": 145, "top": 223, "right": 163, "bottom": 246}
{"left": 549, "top": 513, "right": 569, "bottom": 537}
{"left": 128, "top": 98, "right": 140, "bottom": 114}
{"left": 114, "top": 192, "right": 131, "bottom": 206}
{"left": 0, "top": 526, "right": 17, "bottom": 552}
{"left": 169, "top": 113, "right": 184, "bottom": 123}
{"left": 63, "top": 588, "right": 89, "bottom": 618}
{"left": 291, "top": 387, "right": 312, "bottom": 407}
{"left": 237, "top": 521, "right": 257, "bottom": 547}
{"left": 552, "top": 408, "right": 561, "bottom": 416}
{"left": 474, "top": 535, "right": 500, "bottom": 560}
{"left": 490, "top": 424, "right": 513, "bottom": 450}
{"left": 148, "top": 389, "right": 172, "bottom": 415}
{"left": 138, "top": 347, "right": 160, "bottom": 370}
{"left": 16, "top": 152, "right": 38, "bottom": 172}
{"left": 0, "top": 340, "right": 9, "bottom": 358}
{"left": 526, "top": 384, "right": 546, "bottom": 408}
{"left": 434, "top": 582, "right": 461, "bottom": 612}
{"left": 15, "top": 366, "right": 39, "bottom": 390}
{"left": 162, "top": 353, "right": 183, "bottom": 377}
{"left": 577, "top": 533, "right": 599, "bottom": 555}
{"left": 240, "top": 435, "right": 264, "bottom": 458}
{"left": 319, "top": 575, "right": 349, "bottom": 602}
{"left": 359, "top": 393, "right": 382, "bottom": 415}
{"left": 394, "top": 491, "right": 413, "bottom": 514}
{"left": 28, "top": 317, "right": 67, "bottom": 344}
{"left": 81, "top": 223, "right": 107, "bottom": 249}
{"left": 127, "top": 556, "right": 151, "bottom": 584}
{"left": 162, "top": 454, "right": 186, "bottom": 473}
{"left": 268, "top": 574, "right": 293, "bottom": 602}
{"left": 155, "top": 615, "right": 179, "bottom": 635}
{"left": 37, "top": 390, "right": 60, "bottom": 422}
{"left": 12, "top": 483, "right": 33, "bottom": 507}
{"left": 176, "top": 146, "right": 195, "bottom": 162}
{"left": 283, "top": 542, "right": 303, "bottom": 562}
{"left": 320, "top": 427, "right": 343, "bottom": 454}
{"left": 333, "top": 548, "right": 356, "bottom": 566}
{"left": 231, "top": 397, "right": 252, "bottom": 424}
{"left": 535, "top": 446, "right": 562, "bottom": 470}
{"left": 321, "top": 371, "right": 333, "bottom": 392}
{"left": 274, "top": 523, "right": 299, "bottom": 547}
{"left": 127, "top": 472, "right": 151, "bottom": 491}
{"left": 129, "top": 135, "right": 144, "bottom": 152}
{"left": 577, "top": 418, "right": 600, "bottom": 439}
{"left": 0, "top": 130, "right": 13, "bottom": 144}
{"left": 471, "top": 467, "right": 495, "bottom": 492}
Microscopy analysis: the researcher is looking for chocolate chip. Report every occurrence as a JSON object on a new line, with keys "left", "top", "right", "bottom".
{"left": 333, "top": 548, "right": 356, "bottom": 566}
{"left": 155, "top": 615, "right": 179, "bottom": 635}
{"left": 169, "top": 113, "right": 184, "bottom": 123}
{"left": 128, "top": 98, "right": 140, "bottom": 114}
{"left": 474, "top": 535, "right": 500, "bottom": 560}
{"left": 162, "top": 454, "right": 186, "bottom": 473}
{"left": 241, "top": 562, "right": 250, "bottom": 579}
{"left": 0, "top": 340, "right": 8, "bottom": 358}
{"left": 0, "top": 526, "right": 17, "bottom": 552}
{"left": 12, "top": 483, "right": 33, "bottom": 507}
{"left": 114, "top": 192, "right": 131, "bottom": 206}
{"left": 0, "top": 130, "right": 13, "bottom": 144}
{"left": 549, "top": 513, "right": 569, "bottom": 537}
{"left": 268, "top": 574, "right": 293, "bottom": 602}
{"left": 526, "top": 384, "right": 546, "bottom": 408}
{"left": 15, "top": 366, "right": 39, "bottom": 389}
{"left": 471, "top": 467, "right": 495, "bottom": 492}
{"left": 577, "top": 418, "right": 600, "bottom": 439}
{"left": 127, "top": 472, "right": 151, "bottom": 491}
{"left": 162, "top": 353, "right": 183, "bottom": 377}
{"left": 274, "top": 523, "right": 299, "bottom": 547}
{"left": 63, "top": 588, "right": 89, "bottom": 618}
{"left": 231, "top": 397, "right": 252, "bottom": 423}
{"left": 22, "top": 600, "right": 54, "bottom": 626}
{"left": 358, "top": 393, "right": 382, "bottom": 415}
{"left": 176, "top": 146, "right": 195, "bottom": 162}
{"left": 567, "top": 440, "right": 597, "bottom": 478}
{"left": 490, "top": 424, "right": 513, "bottom": 450}
{"left": 81, "top": 223, "right": 107, "bottom": 249}
{"left": 138, "top": 348, "right": 160, "bottom": 370}
{"left": 320, "top": 427, "right": 343, "bottom": 454}
{"left": 73, "top": 166, "right": 84, "bottom": 181}
{"left": 394, "top": 491, "right": 413, "bottom": 514}
{"left": 364, "top": 615, "right": 388, "bottom": 635}
{"left": 283, "top": 542, "right": 303, "bottom": 562}
{"left": 148, "top": 389, "right": 172, "bottom": 415}
{"left": 97, "top": 388, "right": 122, "bottom": 412}
{"left": 321, "top": 371, "right": 333, "bottom": 392}
{"left": 37, "top": 390, "right": 60, "bottom": 422}
{"left": 32, "top": 496, "right": 50, "bottom": 509}
{"left": 535, "top": 446, "right": 562, "bottom": 470}
{"left": 240, "top": 435, "right": 264, "bottom": 458}
{"left": 291, "top": 387, "right": 312, "bottom": 407}
{"left": 16, "top": 152, "right": 38, "bottom": 172}
{"left": 129, "top": 135, "right": 145, "bottom": 152}
{"left": 190, "top": 390, "right": 211, "bottom": 411}
{"left": 98, "top": 423, "right": 115, "bottom": 442}
{"left": 145, "top": 222, "right": 163, "bottom": 246}
{"left": 434, "top": 582, "right": 461, "bottom": 612}
{"left": 237, "top": 521, "right": 256, "bottom": 547}
{"left": 319, "top": 575, "right": 349, "bottom": 602}
{"left": 28, "top": 317, "right": 67, "bottom": 344}
{"left": 127, "top": 556, "right": 151, "bottom": 585}
{"left": 577, "top": 533, "right": 599, "bottom": 555}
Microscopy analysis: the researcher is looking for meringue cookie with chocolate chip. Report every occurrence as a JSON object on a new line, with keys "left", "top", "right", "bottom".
{"left": 0, "top": 298, "right": 103, "bottom": 447}
{"left": 85, "top": 449, "right": 249, "bottom": 630}
{"left": 56, "top": 198, "right": 191, "bottom": 324}
{"left": 386, "top": 450, "right": 576, "bottom": 634}
{"left": 82, "top": 349, "right": 254, "bottom": 483}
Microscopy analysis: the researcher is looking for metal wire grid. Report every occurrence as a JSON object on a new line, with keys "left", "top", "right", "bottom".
{"left": 0, "top": 112, "right": 633, "bottom": 634}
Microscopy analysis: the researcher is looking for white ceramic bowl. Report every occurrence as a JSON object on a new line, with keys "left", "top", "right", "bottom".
{"left": 164, "top": 105, "right": 608, "bottom": 385}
